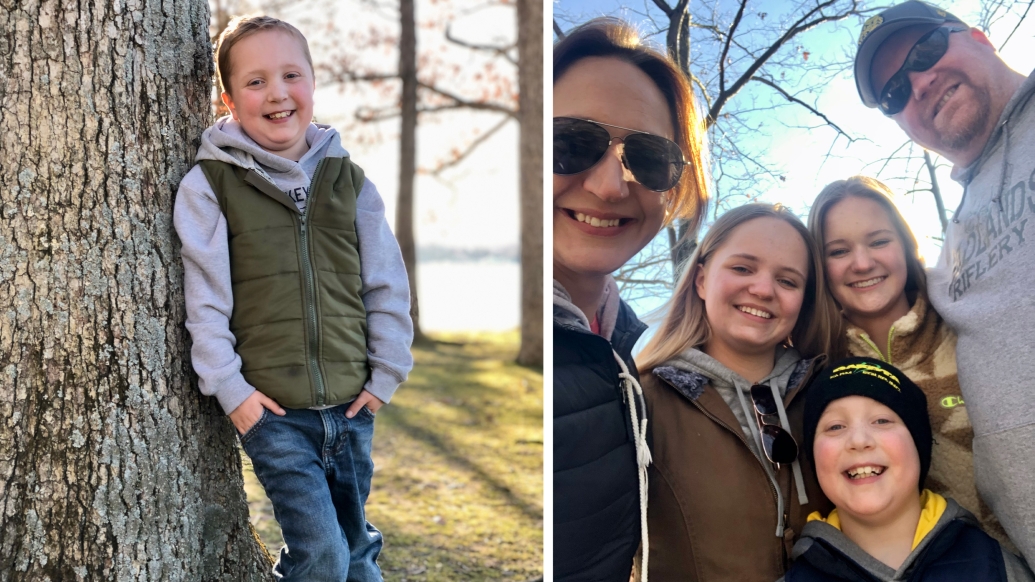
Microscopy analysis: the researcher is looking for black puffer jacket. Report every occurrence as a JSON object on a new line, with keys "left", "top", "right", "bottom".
{"left": 554, "top": 299, "right": 647, "bottom": 582}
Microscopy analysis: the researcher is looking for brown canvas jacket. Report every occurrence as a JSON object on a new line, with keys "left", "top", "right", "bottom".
{"left": 642, "top": 355, "right": 833, "bottom": 582}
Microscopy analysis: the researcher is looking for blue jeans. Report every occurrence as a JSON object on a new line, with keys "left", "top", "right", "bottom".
{"left": 241, "top": 404, "right": 383, "bottom": 582}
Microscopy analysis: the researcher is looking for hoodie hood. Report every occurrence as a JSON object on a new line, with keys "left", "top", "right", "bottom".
{"left": 553, "top": 277, "right": 623, "bottom": 341}
{"left": 793, "top": 493, "right": 975, "bottom": 580}
{"left": 196, "top": 116, "right": 346, "bottom": 195}
{"left": 949, "top": 67, "right": 1035, "bottom": 222}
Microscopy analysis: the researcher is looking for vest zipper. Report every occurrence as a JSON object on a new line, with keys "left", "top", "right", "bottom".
{"left": 301, "top": 159, "right": 327, "bottom": 405}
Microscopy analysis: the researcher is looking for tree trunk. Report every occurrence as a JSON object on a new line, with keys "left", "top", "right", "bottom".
{"left": 397, "top": 0, "right": 427, "bottom": 344}
{"left": 0, "top": 2, "right": 273, "bottom": 580}
{"left": 923, "top": 150, "right": 949, "bottom": 233}
{"left": 516, "top": 0, "right": 543, "bottom": 367}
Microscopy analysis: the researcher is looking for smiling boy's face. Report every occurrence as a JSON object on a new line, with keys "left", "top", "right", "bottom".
{"left": 813, "top": 395, "right": 921, "bottom": 525}
{"left": 221, "top": 29, "right": 315, "bottom": 161}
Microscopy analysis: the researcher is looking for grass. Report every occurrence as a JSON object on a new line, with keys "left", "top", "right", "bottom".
{"left": 241, "top": 331, "right": 543, "bottom": 581}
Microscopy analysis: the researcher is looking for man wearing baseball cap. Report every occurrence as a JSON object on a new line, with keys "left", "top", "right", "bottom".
{"left": 854, "top": 0, "right": 1035, "bottom": 566}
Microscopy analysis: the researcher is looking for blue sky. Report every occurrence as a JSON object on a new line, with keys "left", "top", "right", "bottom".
{"left": 553, "top": 0, "right": 1035, "bottom": 321}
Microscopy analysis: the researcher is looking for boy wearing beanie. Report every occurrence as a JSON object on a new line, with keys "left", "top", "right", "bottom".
{"left": 779, "top": 357, "right": 1033, "bottom": 582}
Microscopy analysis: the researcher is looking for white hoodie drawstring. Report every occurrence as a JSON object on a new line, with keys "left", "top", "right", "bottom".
{"left": 613, "top": 351, "right": 651, "bottom": 582}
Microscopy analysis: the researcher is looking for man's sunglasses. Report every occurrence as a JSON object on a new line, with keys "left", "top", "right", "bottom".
{"left": 878, "top": 26, "right": 967, "bottom": 116}
{"left": 553, "top": 117, "right": 686, "bottom": 192}
{"left": 750, "top": 384, "right": 798, "bottom": 468}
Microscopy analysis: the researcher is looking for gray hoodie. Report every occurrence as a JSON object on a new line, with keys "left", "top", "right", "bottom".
{"left": 173, "top": 117, "right": 413, "bottom": 415}
{"left": 926, "top": 68, "right": 1035, "bottom": 564}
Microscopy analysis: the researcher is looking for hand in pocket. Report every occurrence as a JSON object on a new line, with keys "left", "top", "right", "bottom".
{"left": 229, "top": 391, "right": 286, "bottom": 434}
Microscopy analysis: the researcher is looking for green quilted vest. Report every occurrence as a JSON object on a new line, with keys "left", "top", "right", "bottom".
{"left": 199, "top": 158, "right": 369, "bottom": 408}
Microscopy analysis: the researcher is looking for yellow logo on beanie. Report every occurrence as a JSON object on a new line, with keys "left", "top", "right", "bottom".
{"left": 859, "top": 15, "right": 884, "bottom": 45}
{"left": 830, "top": 362, "right": 901, "bottom": 391}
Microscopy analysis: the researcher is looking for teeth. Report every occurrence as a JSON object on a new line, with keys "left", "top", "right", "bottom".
{"left": 936, "top": 86, "right": 956, "bottom": 114}
{"left": 847, "top": 466, "right": 885, "bottom": 479}
{"left": 268, "top": 111, "right": 292, "bottom": 119}
{"left": 574, "top": 212, "right": 620, "bottom": 228}
{"left": 849, "top": 277, "right": 884, "bottom": 288}
{"left": 738, "top": 306, "right": 771, "bottom": 319}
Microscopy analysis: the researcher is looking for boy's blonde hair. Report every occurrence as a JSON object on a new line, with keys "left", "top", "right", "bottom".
{"left": 637, "top": 203, "right": 834, "bottom": 373}
{"left": 215, "top": 16, "right": 314, "bottom": 96}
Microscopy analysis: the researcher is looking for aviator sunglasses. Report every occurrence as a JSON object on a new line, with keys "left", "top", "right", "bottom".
{"left": 750, "top": 384, "right": 799, "bottom": 468}
{"left": 553, "top": 117, "right": 687, "bottom": 192}
{"left": 878, "top": 26, "right": 968, "bottom": 116}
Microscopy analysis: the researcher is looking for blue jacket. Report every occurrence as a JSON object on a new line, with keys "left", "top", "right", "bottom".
{"left": 553, "top": 297, "right": 646, "bottom": 581}
{"left": 781, "top": 497, "right": 1033, "bottom": 582}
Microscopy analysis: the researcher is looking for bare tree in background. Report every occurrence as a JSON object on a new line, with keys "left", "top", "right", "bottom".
{"left": 319, "top": 0, "right": 533, "bottom": 356}
{"left": 517, "top": 0, "right": 544, "bottom": 366}
{"left": 0, "top": 2, "right": 273, "bottom": 579}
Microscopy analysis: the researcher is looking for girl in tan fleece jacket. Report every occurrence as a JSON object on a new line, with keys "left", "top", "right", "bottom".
{"left": 808, "top": 175, "right": 1013, "bottom": 551}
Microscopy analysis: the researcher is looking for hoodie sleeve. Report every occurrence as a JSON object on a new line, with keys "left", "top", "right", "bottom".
{"left": 355, "top": 177, "right": 414, "bottom": 403}
{"left": 173, "top": 166, "right": 256, "bottom": 415}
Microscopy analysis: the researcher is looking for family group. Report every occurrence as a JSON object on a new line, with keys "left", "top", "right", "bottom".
{"left": 553, "top": 2, "right": 1035, "bottom": 581}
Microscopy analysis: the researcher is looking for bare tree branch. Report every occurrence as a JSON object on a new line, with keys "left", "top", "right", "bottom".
{"left": 706, "top": 0, "right": 864, "bottom": 126}
{"left": 446, "top": 25, "right": 518, "bottom": 64}
{"left": 718, "top": 0, "right": 748, "bottom": 97}
{"left": 750, "top": 75, "right": 854, "bottom": 142}
{"left": 431, "top": 115, "right": 512, "bottom": 175}
{"left": 997, "top": 0, "right": 1034, "bottom": 51}
{"left": 418, "top": 82, "right": 518, "bottom": 117}
{"left": 553, "top": 18, "right": 565, "bottom": 38}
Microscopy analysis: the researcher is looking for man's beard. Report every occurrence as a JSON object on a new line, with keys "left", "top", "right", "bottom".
{"left": 932, "top": 75, "right": 992, "bottom": 153}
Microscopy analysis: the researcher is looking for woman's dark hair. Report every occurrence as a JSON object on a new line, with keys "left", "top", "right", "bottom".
{"left": 554, "top": 17, "right": 709, "bottom": 236}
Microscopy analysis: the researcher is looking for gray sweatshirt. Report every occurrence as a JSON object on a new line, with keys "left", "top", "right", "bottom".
{"left": 926, "top": 68, "right": 1035, "bottom": 564}
{"left": 173, "top": 117, "right": 413, "bottom": 415}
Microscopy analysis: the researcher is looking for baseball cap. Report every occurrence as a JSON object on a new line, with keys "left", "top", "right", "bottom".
{"left": 854, "top": 1, "right": 966, "bottom": 108}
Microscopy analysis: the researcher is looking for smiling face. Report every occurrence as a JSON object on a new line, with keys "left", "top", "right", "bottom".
{"left": 221, "top": 29, "right": 315, "bottom": 161}
{"left": 553, "top": 56, "right": 673, "bottom": 284}
{"left": 870, "top": 25, "right": 995, "bottom": 164}
{"left": 813, "top": 396, "right": 921, "bottom": 524}
{"left": 823, "top": 196, "right": 910, "bottom": 329}
{"left": 695, "top": 216, "right": 810, "bottom": 362}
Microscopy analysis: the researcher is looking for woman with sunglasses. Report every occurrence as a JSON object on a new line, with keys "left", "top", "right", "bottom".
{"left": 636, "top": 204, "right": 834, "bottom": 581}
{"left": 808, "top": 176, "right": 1016, "bottom": 551}
{"left": 553, "top": 18, "right": 708, "bottom": 582}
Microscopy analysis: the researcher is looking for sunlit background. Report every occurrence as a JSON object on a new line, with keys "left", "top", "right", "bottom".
{"left": 214, "top": 0, "right": 522, "bottom": 333}
{"left": 554, "top": 0, "right": 1035, "bottom": 335}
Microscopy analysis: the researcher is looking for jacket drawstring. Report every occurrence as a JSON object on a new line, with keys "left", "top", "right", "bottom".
{"left": 766, "top": 381, "right": 809, "bottom": 508}
{"left": 614, "top": 351, "right": 651, "bottom": 582}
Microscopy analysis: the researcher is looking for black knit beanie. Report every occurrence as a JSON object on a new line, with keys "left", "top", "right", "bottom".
{"left": 803, "top": 357, "right": 932, "bottom": 491}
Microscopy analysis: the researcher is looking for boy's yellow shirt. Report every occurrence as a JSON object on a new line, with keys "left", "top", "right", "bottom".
{"left": 806, "top": 489, "right": 947, "bottom": 550}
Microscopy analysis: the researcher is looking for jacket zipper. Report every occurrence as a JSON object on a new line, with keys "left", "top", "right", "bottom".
{"left": 300, "top": 159, "right": 327, "bottom": 405}
{"left": 858, "top": 326, "right": 896, "bottom": 364}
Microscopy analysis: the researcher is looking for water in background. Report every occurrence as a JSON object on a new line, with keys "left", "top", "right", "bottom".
{"left": 417, "top": 260, "right": 520, "bottom": 332}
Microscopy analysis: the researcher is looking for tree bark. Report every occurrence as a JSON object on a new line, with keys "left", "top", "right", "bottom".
{"left": 397, "top": 0, "right": 427, "bottom": 344}
{"left": 516, "top": 0, "right": 543, "bottom": 367}
{"left": 0, "top": 2, "right": 273, "bottom": 580}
